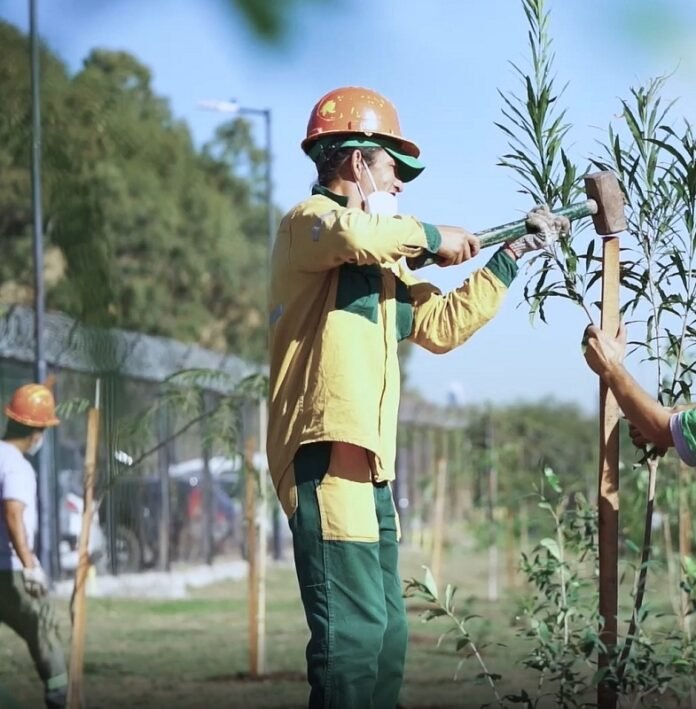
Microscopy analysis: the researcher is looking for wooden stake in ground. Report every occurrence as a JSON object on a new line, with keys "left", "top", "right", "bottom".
{"left": 430, "top": 428, "right": 448, "bottom": 586}
{"left": 67, "top": 380, "right": 101, "bottom": 709}
{"left": 597, "top": 233, "right": 620, "bottom": 709}
{"left": 244, "top": 418, "right": 266, "bottom": 678}
{"left": 582, "top": 172, "right": 626, "bottom": 709}
{"left": 256, "top": 398, "right": 268, "bottom": 676}
{"left": 486, "top": 409, "right": 498, "bottom": 603}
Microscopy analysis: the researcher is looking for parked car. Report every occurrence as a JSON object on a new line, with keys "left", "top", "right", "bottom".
{"left": 57, "top": 468, "right": 107, "bottom": 577}
{"left": 55, "top": 439, "right": 244, "bottom": 574}
{"left": 102, "top": 456, "right": 243, "bottom": 573}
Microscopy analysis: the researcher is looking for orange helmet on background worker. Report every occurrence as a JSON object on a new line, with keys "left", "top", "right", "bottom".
{"left": 302, "top": 86, "right": 426, "bottom": 182}
{"left": 4, "top": 384, "right": 60, "bottom": 428}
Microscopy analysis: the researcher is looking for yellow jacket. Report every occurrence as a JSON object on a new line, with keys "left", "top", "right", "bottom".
{"left": 267, "top": 188, "right": 517, "bottom": 517}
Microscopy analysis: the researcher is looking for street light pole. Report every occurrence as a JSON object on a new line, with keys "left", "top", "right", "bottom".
{"left": 198, "top": 99, "right": 281, "bottom": 560}
{"left": 264, "top": 109, "right": 274, "bottom": 258}
{"left": 260, "top": 108, "right": 282, "bottom": 561}
{"left": 29, "top": 0, "right": 54, "bottom": 580}
{"left": 198, "top": 100, "right": 274, "bottom": 254}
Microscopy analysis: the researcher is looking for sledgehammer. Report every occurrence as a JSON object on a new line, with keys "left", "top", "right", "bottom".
{"left": 407, "top": 170, "right": 626, "bottom": 269}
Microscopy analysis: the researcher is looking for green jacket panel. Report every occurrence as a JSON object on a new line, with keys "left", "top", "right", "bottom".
{"left": 267, "top": 194, "right": 517, "bottom": 517}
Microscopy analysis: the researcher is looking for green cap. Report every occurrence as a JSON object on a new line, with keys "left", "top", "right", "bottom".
{"left": 307, "top": 136, "right": 425, "bottom": 182}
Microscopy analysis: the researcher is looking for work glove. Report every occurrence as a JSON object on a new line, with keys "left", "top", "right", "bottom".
{"left": 507, "top": 204, "right": 571, "bottom": 258}
{"left": 22, "top": 564, "right": 48, "bottom": 598}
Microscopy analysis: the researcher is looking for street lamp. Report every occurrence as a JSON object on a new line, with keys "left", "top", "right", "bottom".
{"left": 29, "top": 0, "right": 55, "bottom": 580}
{"left": 198, "top": 98, "right": 282, "bottom": 560}
{"left": 198, "top": 99, "right": 274, "bottom": 257}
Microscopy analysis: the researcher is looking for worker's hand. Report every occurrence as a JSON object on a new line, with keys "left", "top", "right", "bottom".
{"left": 436, "top": 226, "right": 481, "bottom": 266}
{"left": 582, "top": 323, "right": 626, "bottom": 378}
{"left": 22, "top": 563, "right": 48, "bottom": 598}
{"left": 507, "top": 205, "right": 570, "bottom": 258}
{"left": 630, "top": 403, "right": 696, "bottom": 454}
{"left": 628, "top": 421, "right": 651, "bottom": 449}
{"left": 627, "top": 420, "right": 668, "bottom": 457}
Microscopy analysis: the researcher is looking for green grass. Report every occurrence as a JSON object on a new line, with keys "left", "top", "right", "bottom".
{"left": 0, "top": 542, "right": 688, "bottom": 708}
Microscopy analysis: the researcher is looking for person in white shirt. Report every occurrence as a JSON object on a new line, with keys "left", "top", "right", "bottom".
{"left": 0, "top": 383, "right": 67, "bottom": 709}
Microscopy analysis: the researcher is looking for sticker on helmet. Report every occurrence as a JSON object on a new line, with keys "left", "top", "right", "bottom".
{"left": 319, "top": 100, "right": 337, "bottom": 119}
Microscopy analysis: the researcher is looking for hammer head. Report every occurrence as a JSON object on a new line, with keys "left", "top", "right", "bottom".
{"left": 584, "top": 171, "right": 627, "bottom": 235}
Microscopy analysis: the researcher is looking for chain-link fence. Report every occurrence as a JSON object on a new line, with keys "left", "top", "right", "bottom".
{"left": 2, "top": 306, "right": 533, "bottom": 583}
{"left": 0, "top": 305, "right": 276, "bottom": 578}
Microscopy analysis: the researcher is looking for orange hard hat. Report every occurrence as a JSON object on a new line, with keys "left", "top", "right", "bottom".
{"left": 301, "top": 86, "right": 421, "bottom": 158}
{"left": 4, "top": 383, "right": 60, "bottom": 428}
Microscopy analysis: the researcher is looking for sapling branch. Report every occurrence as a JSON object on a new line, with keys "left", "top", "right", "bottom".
{"left": 617, "top": 454, "right": 658, "bottom": 680}
{"left": 403, "top": 574, "right": 505, "bottom": 707}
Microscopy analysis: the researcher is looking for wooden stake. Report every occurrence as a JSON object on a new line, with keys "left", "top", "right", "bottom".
{"left": 430, "top": 430, "right": 448, "bottom": 585}
{"left": 256, "top": 399, "right": 268, "bottom": 676}
{"left": 67, "top": 380, "right": 101, "bottom": 709}
{"left": 486, "top": 412, "right": 498, "bottom": 603}
{"left": 663, "top": 512, "right": 681, "bottom": 616}
{"left": 597, "top": 236, "right": 620, "bottom": 709}
{"left": 244, "top": 433, "right": 260, "bottom": 678}
{"left": 423, "top": 426, "right": 436, "bottom": 554}
{"left": 520, "top": 502, "right": 529, "bottom": 556}
{"left": 406, "top": 426, "right": 419, "bottom": 547}
{"left": 413, "top": 427, "right": 425, "bottom": 549}
{"left": 504, "top": 507, "right": 518, "bottom": 591}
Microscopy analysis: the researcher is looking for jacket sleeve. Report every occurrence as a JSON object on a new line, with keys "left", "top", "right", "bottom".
{"left": 671, "top": 410, "right": 696, "bottom": 466}
{"left": 287, "top": 203, "right": 442, "bottom": 272}
{"left": 398, "top": 249, "right": 518, "bottom": 354}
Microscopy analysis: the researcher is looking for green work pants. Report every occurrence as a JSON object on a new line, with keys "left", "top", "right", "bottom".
{"left": 290, "top": 443, "right": 408, "bottom": 709}
{"left": 0, "top": 572, "right": 67, "bottom": 708}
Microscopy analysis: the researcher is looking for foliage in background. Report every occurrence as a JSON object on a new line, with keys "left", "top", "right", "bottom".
{"left": 404, "top": 571, "right": 505, "bottom": 706}
{"left": 114, "top": 370, "right": 267, "bottom": 471}
{"left": 219, "top": 0, "right": 341, "bottom": 43}
{"left": 408, "top": 469, "right": 696, "bottom": 707}
{"left": 593, "top": 77, "right": 696, "bottom": 408}
{"left": 0, "top": 22, "right": 272, "bottom": 362}
{"left": 501, "top": 0, "right": 696, "bottom": 641}
{"left": 496, "top": 0, "right": 595, "bottom": 324}
{"left": 510, "top": 469, "right": 600, "bottom": 708}
{"left": 591, "top": 76, "right": 696, "bottom": 672}
{"left": 479, "top": 0, "right": 696, "bottom": 700}
{"left": 77, "top": 0, "right": 341, "bottom": 44}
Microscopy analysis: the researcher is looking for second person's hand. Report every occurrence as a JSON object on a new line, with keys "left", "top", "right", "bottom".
{"left": 582, "top": 323, "right": 627, "bottom": 378}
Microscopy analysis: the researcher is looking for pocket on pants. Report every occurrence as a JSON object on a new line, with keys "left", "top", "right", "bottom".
{"left": 375, "top": 481, "right": 401, "bottom": 542}
{"left": 316, "top": 474, "right": 379, "bottom": 542}
{"left": 391, "top": 484, "right": 402, "bottom": 542}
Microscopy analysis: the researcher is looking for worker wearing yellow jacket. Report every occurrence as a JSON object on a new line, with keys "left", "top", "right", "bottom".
{"left": 268, "top": 86, "right": 569, "bottom": 709}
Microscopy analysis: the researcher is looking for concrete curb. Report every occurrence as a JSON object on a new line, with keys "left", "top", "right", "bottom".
{"left": 53, "top": 559, "right": 249, "bottom": 600}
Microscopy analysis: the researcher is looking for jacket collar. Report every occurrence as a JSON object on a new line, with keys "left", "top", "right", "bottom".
{"left": 311, "top": 184, "right": 349, "bottom": 207}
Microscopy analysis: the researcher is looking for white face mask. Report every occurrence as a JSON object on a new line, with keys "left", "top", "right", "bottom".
{"left": 356, "top": 158, "right": 399, "bottom": 216}
{"left": 27, "top": 435, "right": 44, "bottom": 457}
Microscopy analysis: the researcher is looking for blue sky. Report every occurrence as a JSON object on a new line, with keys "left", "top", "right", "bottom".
{"left": 3, "top": 0, "right": 696, "bottom": 412}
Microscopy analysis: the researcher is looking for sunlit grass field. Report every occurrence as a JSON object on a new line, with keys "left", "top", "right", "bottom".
{"left": 0, "top": 540, "right": 684, "bottom": 708}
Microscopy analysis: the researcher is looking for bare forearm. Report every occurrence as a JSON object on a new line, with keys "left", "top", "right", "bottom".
{"left": 603, "top": 363, "right": 673, "bottom": 448}
{"left": 3, "top": 506, "right": 35, "bottom": 568}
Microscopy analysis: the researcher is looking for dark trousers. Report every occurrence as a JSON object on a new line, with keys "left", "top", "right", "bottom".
{"left": 290, "top": 442, "right": 408, "bottom": 709}
{"left": 0, "top": 572, "right": 67, "bottom": 708}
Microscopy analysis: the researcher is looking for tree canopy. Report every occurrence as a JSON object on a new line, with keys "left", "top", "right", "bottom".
{"left": 0, "top": 21, "right": 270, "bottom": 362}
